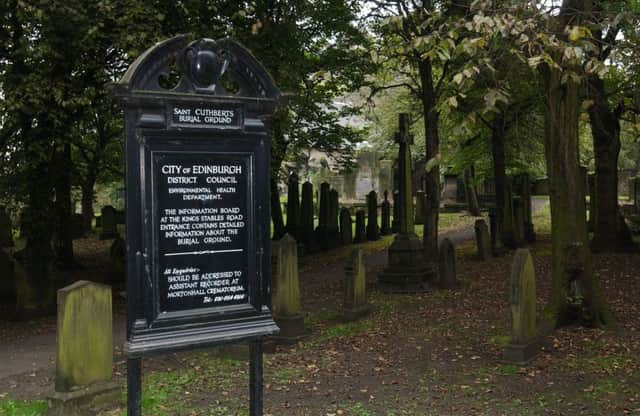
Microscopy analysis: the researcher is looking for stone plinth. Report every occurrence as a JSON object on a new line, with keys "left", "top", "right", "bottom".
{"left": 379, "top": 234, "right": 433, "bottom": 293}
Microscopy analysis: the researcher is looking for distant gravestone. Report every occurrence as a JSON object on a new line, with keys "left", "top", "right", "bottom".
{"left": 366, "top": 191, "right": 379, "bottom": 241}
{"left": 391, "top": 190, "right": 400, "bottom": 233}
{"left": 286, "top": 172, "right": 300, "bottom": 240}
{"left": 438, "top": 238, "right": 458, "bottom": 289}
{"left": 488, "top": 208, "right": 506, "bottom": 256}
{"left": 108, "top": 236, "right": 126, "bottom": 282}
{"left": 328, "top": 189, "right": 340, "bottom": 248}
{"left": 343, "top": 248, "right": 371, "bottom": 321}
{"left": 380, "top": 191, "right": 391, "bottom": 236}
{"left": 354, "top": 210, "right": 366, "bottom": 243}
{"left": 339, "top": 208, "right": 353, "bottom": 245}
{"left": 300, "top": 181, "right": 315, "bottom": 252}
{"left": 0, "top": 207, "right": 13, "bottom": 248}
{"left": 513, "top": 198, "right": 526, "bottom": 247}
{"left": 474, "top": 219, "right": 491, "bottom": 260}
{"left": 414, "top": 190, "right": 426, "bottom": 225}
{"left": 504, "top": 249, "right": 541, "bottom": 365}
{"left": 99, "top": 206, "right": 118, "bottom": 240}
{"left": 271, "top": 234, "right": 305, "bottom": 343}
{"left": 315, "top": 183, "right": 331, "bottom": 250}
{"left": 71, "top": 213, "right": 84, "bottom": 240}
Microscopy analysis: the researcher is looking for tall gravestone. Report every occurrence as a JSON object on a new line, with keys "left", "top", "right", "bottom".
{"left": 339, "top": 208, "right": 353, "bottom": 245}
{"left": 380, "top": 190, "right": 391, "bottom": 236}
{"left": 474, "top": 219, "right": 491, "bottom": 260}
{"left": 0, "top": 207, "right": 13, "bottom": 248}
{"left": 285, "top": 172, "right": 300, "bottom": 240}
{"left": 503, "top": 249, "right": 541, "bottom": 365}
{"left": 354, "top": 210, "right": 366, "bottom": 243}
{"left": 99, "top": 206, "right": 118, "bottom": 240}
{"left": 343, "top": 248, "right": 371, "bottom": 321}
{"left": 438, "top": 238, "right": 458, "bottom": 289}
{"left": 391, "top": 190, "right": 400, "bottom": 233}
{"left": 271, "top": 234, "right": 305, "bottom": 343}
{"left": 328, "top": 189, "right": 340, "bottom": 248}
{"left": 316, "top": 182, "right": 331, "bottom": 250}
{"left": 414, "top": 190, "right": 426, "bottom": 225}
{"left": 366, "top": 191, "right": 379, "bottom": 241}
{"left": 379, "top": 114, "right": 433, "bottom": 292}
{"left": 300, "top": 181, "right": 315, "bottom": 252}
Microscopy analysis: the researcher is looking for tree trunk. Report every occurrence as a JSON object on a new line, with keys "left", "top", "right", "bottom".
{"left": 587, "top": 75, "right": 634, "bottom": 252}
{"left": 418, "top": 58, "right": 440, "bottom": 262}
{"left": 80, "top": 180, "right": 95, "bottom": 234}
{"left": 53, "top": 143, "right": 75, "bottom": 269}
{"left": 541, "top": 50, "right": 614, "bottom": 329}
{"left": 269, "top": 110, "right": 287, "bottom": 240}
{"left": 491, "top": 115, "right": 516, "bottom": 248}
{"left": 464, "top": 167, "right": 481, "bottom": 216}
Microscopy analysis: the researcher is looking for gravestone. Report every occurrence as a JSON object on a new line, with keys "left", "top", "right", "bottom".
{"left": 271, "top": 234, "right": 305, "bottom": 343}
{"left": 285, "top": 172, "right": 300, "bottom": 240}
{"left": 438, "top": 238, "right": 458, "bottom": 289}
{"left": 380, "top": 190, "right": 391, "bottom": 236}
{"left": 379, "top": 114, "right": 433, "bottom": 292}
{"left": 442, "top": 174, "right": 458, "bottom": 203}
{"left": 488, "top": 208, "right": 506, "bottom": 256}
{"left": 474, "top": 219, "right": 491, "bottom": 260}
{"left": 343, "top": 248, "right": 371, "bottom": 321}
{"left": 414, "top": 190, "right": 426, "bottom": 225}
{"left": 0, "top": 207, "right": 13, "bottom": 248}
{"left": 339, "top": 208, "right": 353, "bottom": 245}
{"left": 513, "top": 198, "right": 526, "bottom": 247}
{"left": 49, "top": 281, "right": 118, "bottom": 415}
{"left": 391, "top": 190, "right": 400, "bottom": 233}
{"left": 503, "top": 249, "right": 541, "bottom": 365}
{"left": 354, "top": 210, "right": 366, "bottom": 243}
{"left": 315, "top": 182, "right": 331, "bottom": 250}
{"left": 99, "top": 206, "right": 118, "bottom": 240}
{"left": 300, "top": 181, "right": 315, "bottom": 252}
{"left": 71, "top": 213, "right": 85, "bottom": 240}
{"left": 108, "top": 236, "right": 126, "bottom": 282}
{"left": 366, "top": 191, "right": 379, "bottom": 241}
{"left": 328, "top": 189, "right": 340, "bottom": 248}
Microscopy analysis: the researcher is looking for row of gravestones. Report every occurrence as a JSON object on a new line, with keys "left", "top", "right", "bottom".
{"left": 285, "top": 175, "right": 395, "bottom": 253}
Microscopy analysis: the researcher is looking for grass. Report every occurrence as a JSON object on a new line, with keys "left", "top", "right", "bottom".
{"left": 0, "top": 400, "right": 47, "bottom": 416}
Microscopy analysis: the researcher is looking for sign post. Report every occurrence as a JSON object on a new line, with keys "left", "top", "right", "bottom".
{"left": 115, "top": 36, "right": 281, "bottom": 415}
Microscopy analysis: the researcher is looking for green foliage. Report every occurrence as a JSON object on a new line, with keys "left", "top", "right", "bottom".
{"left": 0, "top": 399, "right": 47, "bottom": 416}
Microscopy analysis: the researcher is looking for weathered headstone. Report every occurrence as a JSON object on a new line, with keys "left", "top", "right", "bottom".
{"left": 380, "top": 190, "right": 391, "bottom": 236}
{"left": 379, "top": 114, "right": 433, "bottom": 292}
{"left": 391, "top": 190, "right": 400, "bottom": 233}
{"left": 488, "top": 208, "right": 506, "bottom": 256}
{"left": 339, "top": 208, "right": 353, "bottom": 245}
{"left": 328, "top": 189, "right": 340, "bottom": 248}
{"left": 366, "top": 191, "right": 379, "bottom": 241}
{"left": 285, "top": 172, "right": 300, "bottom": 240}
{"left": 414, "top": 190, "right": 426, "bottom": 225}
{"left": 99, "top": 206, "right": 118, "bottom": 240}
{"left": 343, "top": 248, "right": 371, "bottom": 321}
{"left": 315, "top": 182, "right": 331, "bottom": 250}
{"left": 438, "top": 238, "right": 458, "bottom": 289}
{"left": 300, "top": 181, "right": 315, "bottom": 252}
{"left": 0, "top": 207, "right": 13, "bottom": 248}
{"left": 271, "top": 234, "right": 305, "bottom": 343}
{"left": 474, "top": 219, "right": 491, "bottom": 260}
{"left": 354, "top": 210, "right": 366, "bottom": 243}
{"left": 513, "top": 198, "right": 526, "bottom": 247}
{"left": 503, "top": 249, "right": 541, "bottom": 365}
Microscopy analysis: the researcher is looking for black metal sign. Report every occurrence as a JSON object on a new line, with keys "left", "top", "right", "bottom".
{"left": 115, "top": 36, "right": 281, "bottom": 416}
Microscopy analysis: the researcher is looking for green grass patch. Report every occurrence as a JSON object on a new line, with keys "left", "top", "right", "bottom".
{"left": 316, "top": 319, "right": 376, "bottom": 342}
{"left": 0, "top": 400, "right": 47, "bottom": 416}
{"left": 487, "top": 334, "right": 510, "bottom": 348}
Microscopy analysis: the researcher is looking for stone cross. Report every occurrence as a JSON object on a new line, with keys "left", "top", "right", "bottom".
{"left": 395, "top": 113, "right": 414, "bottom": 235}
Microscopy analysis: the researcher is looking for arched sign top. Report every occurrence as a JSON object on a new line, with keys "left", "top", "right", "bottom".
{"left": 118, "top": 35, "right": 280, "bottom": 100}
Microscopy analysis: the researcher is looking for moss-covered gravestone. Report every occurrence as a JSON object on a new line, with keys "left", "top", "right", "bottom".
{"left": 414, "top": 190, "right": 425, "bottom": 225}
{"left": 271, "top": 234, "right": 305, "bottom": 343}
{"left": 0, "top": 206, "right": 13, "bottom": 248}
{"left": 49, "top": 280, "right": 119, "bottom": 415}
{"left": 343, "top": 248, "right": 371, "bottom": 321}
{"left": 504, "top": 249, "right": 541, "bottom": 365}
{"left": 99, "top": 206, "right": 118, "bottom": 240}
{"left": 380, "top": 191, "right": 391, "bottom": 236}
{"left": 339, "top": 208, "right": 353, "bottom": 245}
{"left": 300, "top": 181, "right": 316, "bottom": 252}
{"left": 474, "top": 219, "right": 491, "bottom": 261}
{"left": 354, "top": 210, "right": 366, "bottom": 243}
{"left": 366, "top": 191, "right": 379, "bottom": 241}
{"left": 438, "top": 238, "right": 458, "bottom": 289}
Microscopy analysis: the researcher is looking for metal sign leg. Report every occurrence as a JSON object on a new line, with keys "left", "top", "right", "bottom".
{"left": 249, "top": 340, "right": 263, "bottom": 416}
{"left": 127, "top": 357, "right": 142, "bottom": 416}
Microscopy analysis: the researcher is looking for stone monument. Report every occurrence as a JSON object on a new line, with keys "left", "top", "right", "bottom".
{"left": 343, "top": 248, "right": 371, "bottom": 321}
{"left": 366, "top": 190, "right": 379, "bottom": 241}
{"left": 271, "top": 234, "right": 305, "bottom": 343}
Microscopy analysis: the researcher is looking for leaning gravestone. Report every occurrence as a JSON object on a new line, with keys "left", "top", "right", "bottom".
{"left": 414, "top": 190, "right": 426, "bottom": 225}
{"left": 339, "top": 208, "right": 353, "bottom": 245}
{"left": 0, "top": 207, "right": 13, "bottom": 248}
{"left": 438, "top": 238, "right": 458, "bottom": 289}
{"left": 354, "top": 210, "right": 366, "bottom": 243}
{"left": 300, "top": 181, "right": 315, "bottom": 252}
{"left": 380, "top": 191, "right": 391, "bottom": 236}
{"left": 474, "top": 219, "right": 491, "bottom": 260}
{"left": 285, "top": 172, "right": 300, "bottom": 240}
{"left": 343, "top": 248, "right": 371, "bottom": 321}
{"left": 366, "top": 190, "right": 379, "bottom": 241}
{"left": 99, "top": 206, "right": 118, "bottom": 240}
{"left": 271, "top": 234, "right": 305, "bottom": 343}
{"left": 503, "top": 249, "right": 541, "bottom": 365}
{"left": 48, "top": 281, "right": 118, "bottom": 415}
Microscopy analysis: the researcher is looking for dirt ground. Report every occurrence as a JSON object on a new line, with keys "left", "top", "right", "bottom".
{"left": 2, "top": 210, "right": 640, "bottom": 415}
